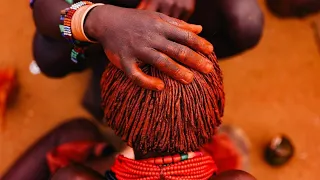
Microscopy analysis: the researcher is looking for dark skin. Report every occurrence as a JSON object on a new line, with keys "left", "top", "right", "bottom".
{"left": 137, "top": 0, "right": 195, "bottom": 21}
{"left": 33, "top": 0, "right": 214, "bottom": 91}
{"left": 266, "top": 0, "right": 320, "bottom": 17}
{"left": 85, "top": 5, "right": 214, "bottom": 90}
{"left": 2, "top": 119, "right": 106, "bottom": 180}
{"left": 32, "top": 0, "right": 264, "bottom": 88}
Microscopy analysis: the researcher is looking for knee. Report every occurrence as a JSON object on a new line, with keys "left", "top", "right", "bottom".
{"left": 223, "top": 0, "right": 264, "bottom": 51}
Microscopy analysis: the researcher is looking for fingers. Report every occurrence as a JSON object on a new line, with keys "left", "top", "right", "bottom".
{"left": 172, "top": 5, "right": 183, "bottom": 19}
{"left": 165, "top": 25, "right": 214, "bottom": 55}
{"left": 158, "top": 13, "right": 202, "bottom": 34}
{"left": 145, "top": 1, "right": 158, "bottom": 11}
{"left": 106, "top": 50, "right": 123, "bottom": 70}
{"left": 181, "top": 0, "right": 195, "bottom": 21}
{"left": 139, "top": 48, "right": 194, "bottom": 84}
{"left": 122, "top": 59, "right": 165, "bottom": 91}
{"left": 171, "top": 4, "right": 194, "bottom": 21}
{"left": 138, "top": 0, "right": 158, "bottom": 11}
{"left": 137, "top": 0, "right": 149, "bottom": 10}
{"left": 180, "top": 9, "right": 193, "bottom": 22}
{"left": 212, "top": 170, "right": 256, "bottom": 180}
{"left": 159, "top": 2, "right": 173, "bottom": 16}
{"left": 157, "top": 40, "right": 213, "bottom": 73}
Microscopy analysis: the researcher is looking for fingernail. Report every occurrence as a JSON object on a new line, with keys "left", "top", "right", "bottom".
{"left": 204, "top": 62, "right": 213, "bottom": 74}
{"left": 156, "top": 82, "right": 165, "bottom": 91}
{"left": 182, "top": 71, "right": 194, "bottom": 84}
{"left": 207, "top": 44, "right": 214, "bottom": 54}
{"left": 190, "top": 25, "right": 202, "bottom": 33}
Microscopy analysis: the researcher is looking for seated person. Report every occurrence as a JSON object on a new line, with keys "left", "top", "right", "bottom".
{"left": 2, "top": 53, "right": 253, "bottom": 179}
{"left": 32, "top": 0, "right": 264, "bottom": 119}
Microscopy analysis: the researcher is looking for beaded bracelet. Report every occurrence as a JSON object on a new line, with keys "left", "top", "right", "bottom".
{"left": 60, "top": 1, "right": 93, "bottom": 44}
{"left": 60, "top": 1, "right": 101, "bottom": 63}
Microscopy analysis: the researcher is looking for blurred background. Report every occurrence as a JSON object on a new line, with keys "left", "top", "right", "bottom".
{"left": 0, "top": 0, "right": 320, "bottom": 179}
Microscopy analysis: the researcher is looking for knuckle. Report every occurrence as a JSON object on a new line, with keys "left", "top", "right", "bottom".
{"left": 184, "top": 31, "right": 193, "bottom": 43}
{"left": 154, "top": 20, "right": 164, "bottom": 30}
{"left": 195, "top": 57, "right": 206, "bottom": 69}
{"left": 153, "top": 53, "right": 166, "bottom": 66}
{"left": 129, "top": 72, "right": 140, "bottom": 83}
{"left": 177, "top": 46, "right": 188, "bottom": 60}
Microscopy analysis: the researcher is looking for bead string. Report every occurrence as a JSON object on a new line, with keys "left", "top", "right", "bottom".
{"left": 111, "top": 153, "right": 217, "bottom": 180}
{"left": 141, "top": 152, "right": 203, "bottom": 165}
{"left": 59, "top": 1, "right": 93, "bottom": 63}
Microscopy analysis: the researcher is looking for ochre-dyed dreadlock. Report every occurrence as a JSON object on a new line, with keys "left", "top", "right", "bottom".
{"left": 101, "top": 53, "right": 224, "bottom": 154}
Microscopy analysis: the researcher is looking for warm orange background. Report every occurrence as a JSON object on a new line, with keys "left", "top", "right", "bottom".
{"left": 1, "top": 1, "right": 320, "bottom": 179}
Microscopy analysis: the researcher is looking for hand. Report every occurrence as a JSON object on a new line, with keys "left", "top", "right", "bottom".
{"left": 137, "top": 0, "right": 196, "bottom": 21}
{"left": 84, "top": 5, "right": 214, "bottom": 90}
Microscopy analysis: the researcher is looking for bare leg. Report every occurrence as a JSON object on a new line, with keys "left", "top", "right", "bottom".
{"left": 2, "top": 118, "right": 109, "bottom": 180}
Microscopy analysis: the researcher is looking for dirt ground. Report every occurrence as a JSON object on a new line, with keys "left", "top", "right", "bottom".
{"left": 1, "top": 0, "right": 320, "bottom": 179}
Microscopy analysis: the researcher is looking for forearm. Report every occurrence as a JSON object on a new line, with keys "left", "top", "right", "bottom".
{"left": 32, "top": 0, "right": 70, "bottom": 39}
{"left": 32, "top": 0, "right": 105, "bottom": 39}
{"left": 33, "top": 32, "right": 106, "bottom": 78}
{"left": 33, "top": 32, "right": 85, "bottom": 77}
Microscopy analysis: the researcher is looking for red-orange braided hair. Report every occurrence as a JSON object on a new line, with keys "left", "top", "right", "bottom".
{"left": 101, "top": 53, "right": 224, "bottom": 154}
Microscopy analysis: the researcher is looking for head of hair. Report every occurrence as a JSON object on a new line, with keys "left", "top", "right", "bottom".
{"left": 101, "top": 53, "right": 225, "bottom": 154}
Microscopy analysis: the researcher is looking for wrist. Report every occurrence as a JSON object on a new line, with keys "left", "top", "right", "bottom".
{"left": 84, "top": 5, "right": 111, "bottom": 41}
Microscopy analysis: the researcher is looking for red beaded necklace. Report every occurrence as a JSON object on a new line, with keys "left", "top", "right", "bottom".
{"left": 111, "top": 152, "right": 217, "bottom": 180}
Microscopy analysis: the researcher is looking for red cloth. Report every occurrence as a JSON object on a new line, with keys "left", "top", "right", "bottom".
{"left": 0, "top": 68, "right": 15, "bottom": 126}
{"left": 202, "top": 133, "right": 242, "bottom": 173}
{"left": 46, "top": 141, "right": 107, "bottom": 173}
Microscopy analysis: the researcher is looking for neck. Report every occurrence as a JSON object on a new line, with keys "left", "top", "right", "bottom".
{"left": 134, "top": 150, "right": 176, "bottom": 160}
{"left": 133, "top": 149, "right": 202, "bottom": 160}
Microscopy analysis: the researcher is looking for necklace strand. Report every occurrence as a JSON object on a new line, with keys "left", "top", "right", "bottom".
{"left": 111, "top": 152, "right": 217, "bottom": 180}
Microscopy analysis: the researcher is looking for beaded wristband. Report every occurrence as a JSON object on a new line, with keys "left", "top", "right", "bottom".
{"left": 60, "top": 1, "right": 93, "bottom": 45}
{"left": 60, "top": 1, "right": 99, "bottom": 63}
{"left": 71, "top": 3, "right": 104, "bottom": 43}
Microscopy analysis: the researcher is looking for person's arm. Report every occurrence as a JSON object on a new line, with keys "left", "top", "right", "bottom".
{"left": 31, "top": 0, "right": 107, "bottom": 77}
{"left": 33, "top": 0, "right": 72, "bottom": 39}
{"left": 33, "top": 0, "right": 215, "bottom": 90}
{"left": 32, "top": 32, "right": 105, "bottom": 77}
{"left": 32, "top": 0, "right": 104, "bottom": 39}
